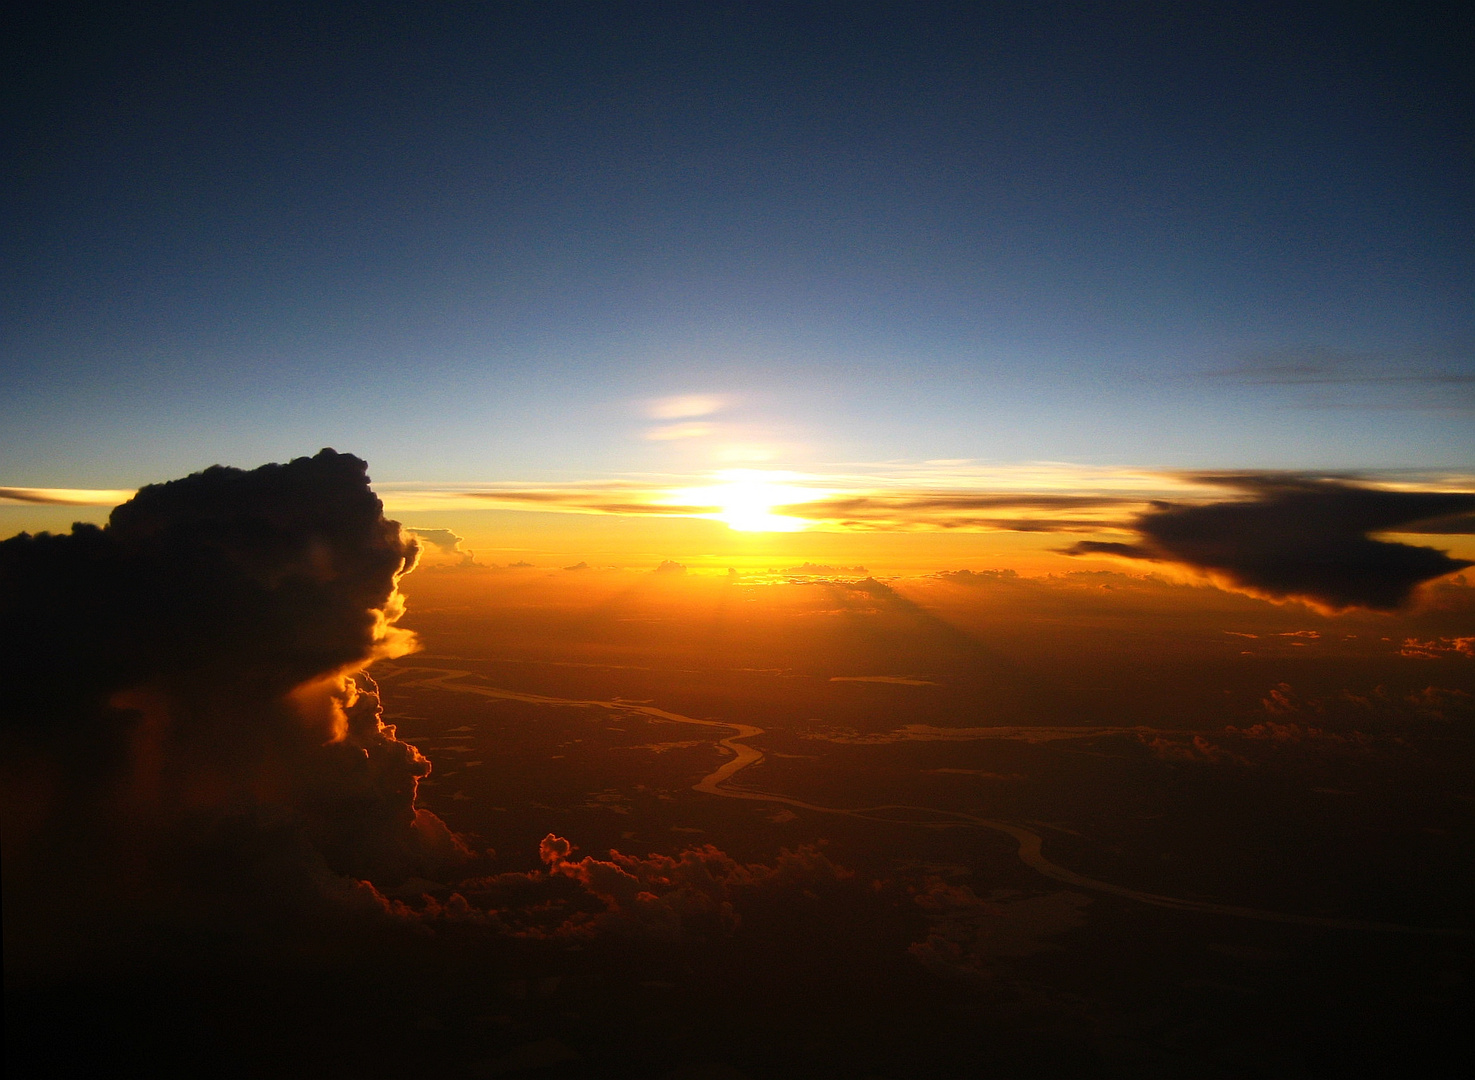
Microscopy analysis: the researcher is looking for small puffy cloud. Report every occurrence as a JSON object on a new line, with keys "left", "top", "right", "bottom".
{"left": 1066, "top": 475, "right": 1475, "bottom": 611}
{"left": 441, "top": 834, "right": 852, "bottom": 943}
{"left": 406, "top": 527, "right": 465, "bottom": 554}
{"left": 1137, "top": 732, "right": 1251, "bottom": 765}
{"left": 933, "top": 568, "right": 1020, "bottom": 584}
{"left": 653, "top": 559, "right": 686, "bottom": 573}
{"left": 783, "top": 563, "right": 867, "bottom": 576}
{"left": 407, "top": 527, "right": 482, "bottom": 569}
{"left": 1400, "top": 636, "right": 1475, "bottom": 659}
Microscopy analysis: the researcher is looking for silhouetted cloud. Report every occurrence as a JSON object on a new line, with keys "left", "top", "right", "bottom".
{"left": 1065, "top": 475, "right": 1475, "bottom": 611}
{"left": 520, "top": 834, "right": 850, "bottom": 942}
{"left": 0, "top": 486, "right": 136, "bottom": 505}
{"left": 0, "top": 450, "right": 470, "bottom": 972}
{"left": 408, "top": 526, "right": 482, "bottom": 567}
{"left": 407, "top": 527, "right": 464, "bottom": 553}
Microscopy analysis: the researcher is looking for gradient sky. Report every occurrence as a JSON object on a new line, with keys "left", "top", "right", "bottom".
{"left": 5, "top": 2, "right": 1472, "bottom": 496}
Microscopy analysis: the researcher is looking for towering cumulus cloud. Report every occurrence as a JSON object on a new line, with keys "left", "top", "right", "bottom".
{"left": 0, "top": 450, "right": 464, "bottom": 973}
{"left": 1067, "top": 475, "right": 1475, "bottom": 611}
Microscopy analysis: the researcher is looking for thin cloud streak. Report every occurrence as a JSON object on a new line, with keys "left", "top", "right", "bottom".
{"left": 1, "top": 487, "right": 138, "bottom": 506}
{"left": 370, "top": 468, "right": 1475, "bottom": 539}
{"left": 1198, "top": 345, "right": 1475, "bottom": 411}
{"left": 13, "top": 468, "right": 1473, "bottom": 544}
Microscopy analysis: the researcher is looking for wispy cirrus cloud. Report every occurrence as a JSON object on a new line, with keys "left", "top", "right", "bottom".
{"left": 644, "top": 422, "right": 715, "bottom": 441}
{"left": 20, "top": 467, "right": 1473, "bottom": 560}
{"left": 778, "top": 492, "right": 1137, "bottom": 532}
{"left": 373, "top": 464, "right": 1198, "bottom": 532}
{"left": 374, "top": 467, "right": 1475, "bottom": 548}
{"left": 646, "top": 394, "right": 724, "bottom": 420}
{"left": 1202, "top": 344, "right": 1475, "bottom": 410}
{"left": 643, "top": 393, "right": 727, "bottom": 441}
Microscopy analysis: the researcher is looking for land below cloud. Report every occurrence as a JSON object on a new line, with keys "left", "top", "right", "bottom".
{"left": 7, "top": 472, "right": 1474, "bottom": 1079}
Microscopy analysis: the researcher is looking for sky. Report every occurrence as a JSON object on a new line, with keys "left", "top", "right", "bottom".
{"left": 3, "top": 1, "right": 1472, "bottom": 562}
{"left": 4, "top": 10, "right": 1475, "bottom": 1072}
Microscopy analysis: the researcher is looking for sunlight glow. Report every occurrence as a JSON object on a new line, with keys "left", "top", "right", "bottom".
{"left": 673, "top": 471, "right": 815, "bottom": 532}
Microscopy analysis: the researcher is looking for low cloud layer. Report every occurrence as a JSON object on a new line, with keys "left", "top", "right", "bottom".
{"left": 1066, "top": 475, "right": 1475, "bottom": 611}
{"left": 0, "top": 450, "right": 470, "bottom": 972}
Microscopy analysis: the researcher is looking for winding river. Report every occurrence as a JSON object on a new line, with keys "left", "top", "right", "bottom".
{"left": 399, "top": 666, "right": 1470, "bottom": 937}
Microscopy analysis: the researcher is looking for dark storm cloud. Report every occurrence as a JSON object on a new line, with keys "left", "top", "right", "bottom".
{"left": 2, "top": 448, "right": 417, "bottom": 715}
{"left": 1065, "top": 475, "right": 1475, "bottom": 611}
{"left": 0, "top": 450, "right": 472, "bottom": 973}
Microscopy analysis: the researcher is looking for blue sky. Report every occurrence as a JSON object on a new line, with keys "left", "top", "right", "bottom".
{"left": 4, "top": 2, "right": 1471, "bottom": 490}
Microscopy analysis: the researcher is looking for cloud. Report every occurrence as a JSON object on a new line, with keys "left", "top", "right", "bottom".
{"left": 647, "top": 394, "right": 723, "bottom": 420}
{"left": 0, "top": 450, "right": 473, "bottom": 972}
{"left": 0, "top": 486, "right": 137, "bottom": 505}
{"left": 783, "top": 563, "right": 868, "bottom": 576}
{"left": 1399, "top": 636, "right": 1475, "bottom": 659}
{"left": 406, "top": 527, "right": 465, "bottom": 554}
{"left": 781, "top": 493, "right": 1137, "bottom": 532}
{"left": 407, "top": 527, "right": 482, "bottom": 568}
{"left": 1065, "top": 475, "right": 1475, "bottom": 611}
{"left": 1203, "top": 344, "right": 1475, "bottom": 411}
{"left": 653, "top": 559, "right": 686, "bottom": 573}
{"left": 644, "top": 422, "right": 715, "bottom": 441}
{"left": 434, "top": 835, "right": 851, "bottom": 943}
{"left": 933, "top": 569, "right": 1020, "bottom": 584}
{"left": 1137, "top": 732, "right": 1251, "bottom": 765}
{"left": 440, "top": 487, "right": 720, "bottom": 518}
{"left": 643, "top": 395, "right": 726, "bottom": 441}
{"left": 805, "top": 724, "right": 1136, "bottom": 744}
{"left": 829, "top": 675, "right": 939, "bottom": 686}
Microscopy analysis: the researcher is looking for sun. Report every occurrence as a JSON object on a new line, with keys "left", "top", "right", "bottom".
{"left": 673, "top": 471, "right": 812, "bottom": 532}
